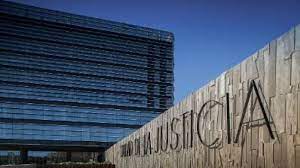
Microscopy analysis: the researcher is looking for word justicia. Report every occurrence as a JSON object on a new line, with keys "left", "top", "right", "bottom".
{"left": 120, "top": 80, "right": 276, "bottom": 157}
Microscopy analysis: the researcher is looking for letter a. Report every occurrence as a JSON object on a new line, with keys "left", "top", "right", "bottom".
{"left": 234, "top": 80, "right": 275, "bottom": 143}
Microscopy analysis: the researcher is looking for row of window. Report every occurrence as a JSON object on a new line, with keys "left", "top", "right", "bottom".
{"left": 0, "top": 151, "right": 52, "bottom": 157}
{"left": 0, "top": 26, "right": 173, "bottom": 61}
{"left": 0, "top": 52, "right": 173, "bottom": 82}
{"left": 0, "top": 31, "right": 172, "bottom": 68}
{"left": 0, "top": 84, "right": 172, "bottom": 108}
{"left": 1, "top": 41, "right": 173, "bottom": 73}
{"left": 0, "top": 102, "right": 160, "bottom": 125}
{"left": 0, "top": 20, "right": 173, "bottom": 58}
{"left": 0, "top": 39, "right": 173, "bottom": 83}
{"left": 0, "top": 1, "right": 173, "bottom": 42}
{"left": 0, "top": 67, "right": 173, "bottom": 98}
{"left": 0, "top": 33, "right": 173, "bottom": 71}
{"left": 0, "top": 122, "right": 135, "bottom": 142}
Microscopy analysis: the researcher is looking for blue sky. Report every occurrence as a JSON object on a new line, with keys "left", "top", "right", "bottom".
{"left": 8, "top": 0, "right": 300, "bottom": 103}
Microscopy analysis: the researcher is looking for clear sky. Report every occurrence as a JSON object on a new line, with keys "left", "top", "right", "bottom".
{"left": 8, "top": 0, "right": 300, "bottom": 103}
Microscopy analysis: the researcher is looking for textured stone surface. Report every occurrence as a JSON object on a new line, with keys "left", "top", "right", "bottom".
{"left": 106, "top": 25, "right": 300, "bottom": 168}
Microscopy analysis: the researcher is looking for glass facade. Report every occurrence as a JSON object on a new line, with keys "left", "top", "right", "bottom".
{"left": 0, "top": 0, "right": 174, "bottom": 152}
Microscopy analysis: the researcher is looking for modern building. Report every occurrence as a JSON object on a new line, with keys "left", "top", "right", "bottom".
{"left": 0, "top": 0, "right": 174, "bottom": 163}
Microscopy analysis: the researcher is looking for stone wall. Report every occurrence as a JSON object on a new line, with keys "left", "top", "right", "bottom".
{"left": 105, "top": 25, "right": 300, "bottom": 168}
